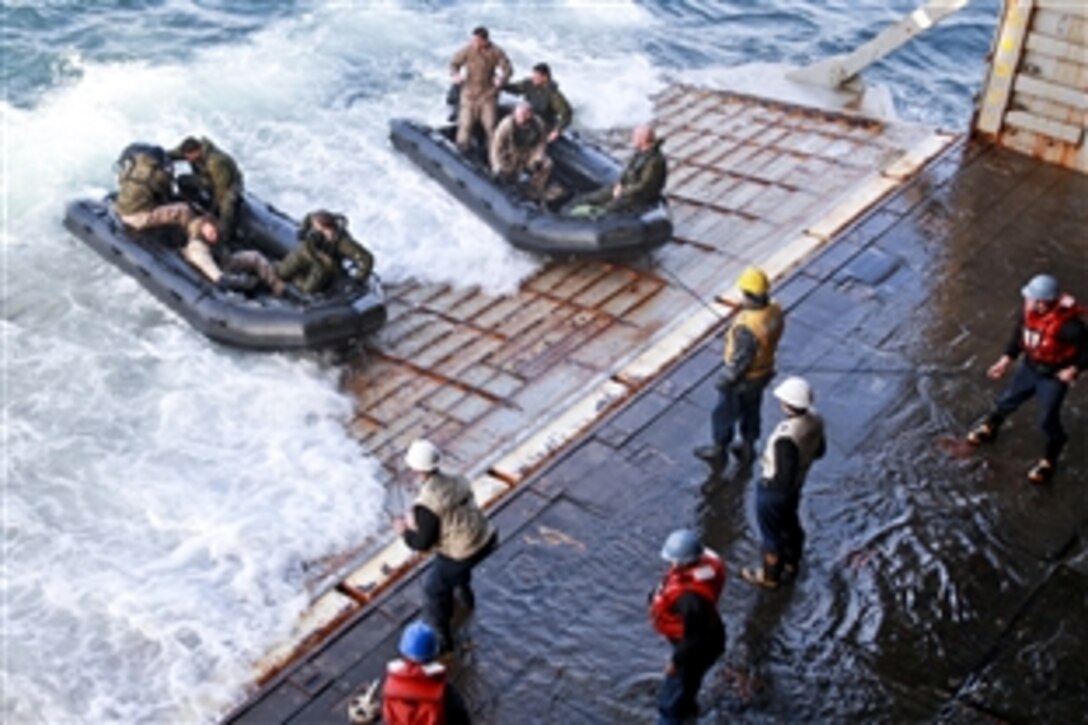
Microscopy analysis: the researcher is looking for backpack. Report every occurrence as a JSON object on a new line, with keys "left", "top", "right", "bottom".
{"left": 115, "top": 143, "right": 170, "bottom": 184}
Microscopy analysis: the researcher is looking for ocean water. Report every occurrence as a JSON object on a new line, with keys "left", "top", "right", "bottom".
{"left": 2, "top": 1, "right": 999, "bottom": 722}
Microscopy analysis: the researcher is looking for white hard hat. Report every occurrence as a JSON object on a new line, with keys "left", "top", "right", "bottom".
{"left": 773, "top": 376, "right": 813, "bottom": 411}
{"left": 404, "top": 439, "right": 441, "bottom": 472}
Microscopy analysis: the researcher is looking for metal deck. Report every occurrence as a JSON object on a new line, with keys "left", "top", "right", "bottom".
{"left": 246, "top": 84, "right": 953, "bottom": 684}
{"left": 229, "top": 138, "right": 1088, "bottom": 724}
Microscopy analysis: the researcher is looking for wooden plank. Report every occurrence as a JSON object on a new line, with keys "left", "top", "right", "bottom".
{"left": 1035, "top": 0, "right": 1088, "bottom": 19}
{"left": 1004, "top": 110, "right": 1083, "bottom": 143}
{"left": 1014, "top": 73, "right": 1088, "bottom": 110}
{"left": 1025, "top": 30, "right": 1088, "bottom": 64}
{"left": 1033, "top": 9, "right": 1088, "bottom": 45}
{"left": 976, "top": 0, "right": 1035, "bottom": 135}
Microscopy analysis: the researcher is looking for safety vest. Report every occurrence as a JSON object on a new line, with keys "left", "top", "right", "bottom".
{"left": 725, "top": 302, "right": 784, "bottom": 380}
{"left": 649, "top": 550, "right": 726, "bottom": 641}
{"left": 415, "top": 471, "right": 494, "bottom": 560}
{"left": 1022, "top": 294, "right": 1082, "bottom": 368}
{"left": 382, "top": 659, "right": 447, "bottom": 725}
{"left": 761, "top": 411, "right": 825, "bottom": 489}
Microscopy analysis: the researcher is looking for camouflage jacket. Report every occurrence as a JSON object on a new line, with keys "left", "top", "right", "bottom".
{"left": 450, "top": 42, "right": 512, "bottom": 100}
{"left": 275, "top": 222, "right": 374, "bottom": 294}
{"left": 503, "top": 78, "right": 572, "bottom": 131}
{"left": 114, "top": 150, "right": 174, "bottom": 215}
{"left": 617, "top": 139, "right": 668, "bottom": 207}
{"left": 170, "top": 137, "right": 243, "bottom": 214}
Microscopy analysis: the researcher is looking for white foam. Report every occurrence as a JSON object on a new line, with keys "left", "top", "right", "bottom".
{"left": 3, "top": 2, "right": 664, "bottom": 722}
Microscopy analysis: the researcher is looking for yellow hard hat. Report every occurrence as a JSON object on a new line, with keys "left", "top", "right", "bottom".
{"left": 737, "top": 266, "right": 769, "bottom": 296}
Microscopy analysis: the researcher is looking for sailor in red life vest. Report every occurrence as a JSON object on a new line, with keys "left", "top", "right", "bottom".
{"left": 649, "top": 529, "right": 726, "bottom": 724}
{"left": 967, "top": 274, "right": 1087, "bottom": 484}
{"left": 347, "top": 620, "right": 471, "bottom": 725}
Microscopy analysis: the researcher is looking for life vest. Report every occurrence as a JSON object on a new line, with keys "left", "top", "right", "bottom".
{"left": 1022, "top": 294, "right": 1082, "bottom": 368}
{"left": 415, "top": 471, "right": 494, "bottom": 560}
{"left": 381, "top": 659, "right": 447, "bottom": 725}
{"left": 649, "top": 550, "right": 726, "bottom": 641}
{"left": 725, "top": 302, "right": 784, "bottom": 380}
{"left": 761, "top": 411, "right": 825, "bottom": 489}
{"left": 116, "top": 144, "right": 170, "bottom": 194}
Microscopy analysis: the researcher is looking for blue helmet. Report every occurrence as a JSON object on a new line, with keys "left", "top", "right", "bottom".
{"left": 661, "top": 529, "right": 702, "bottom": 565}
{"left": 1021, "top": 274, "right": 1059, "bottom": 302}
{"left": 399, "top": 620, "right": 439, "bottom": 662}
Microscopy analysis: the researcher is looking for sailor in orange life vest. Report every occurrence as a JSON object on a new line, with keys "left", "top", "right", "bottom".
{"left": 392, "top": 440, "right": 498, "bottom": 654}
{"left": 649, "top": 529, "right": 726, "bottom": 724}
{"left": 967, "top": 274, "right": 1087, "bottom": 484}
{"left": 741, "top": 376, "right": 826, "bottom": 590}
{"left": 347, "top": 620, "right": 471, "bottom": 725}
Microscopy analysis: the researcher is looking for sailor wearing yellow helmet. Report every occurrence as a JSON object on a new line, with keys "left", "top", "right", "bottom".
{"left": 694, "top": 266, "right": 785, "bottom": 471}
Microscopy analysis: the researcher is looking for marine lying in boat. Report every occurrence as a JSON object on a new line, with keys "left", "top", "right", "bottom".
{"left": 390, "top": 108, "right": 672, "bottom": 256}
{"left": 186, "top": 209, "right": 375, "bottom": 299}
{"left": 62, "top": 143, "right": 385, "bottom": 350}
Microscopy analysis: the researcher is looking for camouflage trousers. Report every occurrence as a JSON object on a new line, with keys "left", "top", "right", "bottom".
{"left": 119, "top": 202, "right": 195, "bottom": 231}
{"left": 227, "top": 250, "right": 285, "bottom": 296}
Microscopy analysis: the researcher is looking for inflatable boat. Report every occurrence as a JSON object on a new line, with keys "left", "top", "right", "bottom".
{"left": 63, "top": 193, "right": 386, "bottom": 351}
{"left": 389, "top": 119, "right": 672, "bottom": 257}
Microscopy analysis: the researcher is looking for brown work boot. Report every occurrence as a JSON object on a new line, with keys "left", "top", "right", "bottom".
{"left": 693, "top": 445, "right": 725, "bottom": 468}
{"left": 740, "top": 566, "right": 780, "bottom": 590}
{"left": 1027, "top": 459, "right": 1055, "bottom": 485}
{"left": 966, "top": 421, "right": 997, "bottom": 446}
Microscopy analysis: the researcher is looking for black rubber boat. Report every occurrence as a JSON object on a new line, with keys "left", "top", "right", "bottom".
{"left": 389, "top": 118, "right": 672, "bottom": 256}
{"left": 63, "top": 193, "right": 386, "bottom": 351}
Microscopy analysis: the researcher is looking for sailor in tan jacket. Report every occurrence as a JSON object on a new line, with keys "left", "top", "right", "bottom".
{"left": 393, "top": 439, "right": 498, "bottom": 653}
{"left": 741, "top": 376, "right": 826, "bottom": 589}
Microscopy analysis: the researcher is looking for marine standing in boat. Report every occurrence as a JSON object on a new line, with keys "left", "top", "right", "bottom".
{"left": 113, "top": 143, "right": 195, "bottom": 232}
{"left": 393, "top": 440, "right": 497, "bottom": 654}
{"left": 169, "top": 136, "right": 244, "bottom": 241}
{"left": 450, "top": 26, "right": 512, "bottom": 153}
{"left": 502, "top": 62, "right": 572, "bottom": 143}
{"left": 574, "top": 123, "right": 667, "bottom": 215}
{"left": 490, "top": 102, "right": 555, "bottom": 201}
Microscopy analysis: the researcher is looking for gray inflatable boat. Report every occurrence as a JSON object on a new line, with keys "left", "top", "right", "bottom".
{"left": 390, "top": 118, "right": 672, "bottom": 257}
{"left": 63, "top": 193, "right": 386, "bottom": 351}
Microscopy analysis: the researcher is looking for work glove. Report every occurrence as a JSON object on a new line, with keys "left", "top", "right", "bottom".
{"left": 347, "top": 680, "right": 381, "bottom": 724}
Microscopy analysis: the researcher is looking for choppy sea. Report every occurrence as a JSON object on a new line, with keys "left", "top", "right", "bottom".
{"left": 2, "top": 1, "right": 998, "bottom": 721}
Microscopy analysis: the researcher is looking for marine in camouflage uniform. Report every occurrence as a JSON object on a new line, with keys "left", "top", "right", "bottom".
{"left": 274, "top": 211, "right": 374, "bottom": 294}
{"left": 113, "top": 143, "right": 195, "bottom": 231}
{"left": 502, "top": 62, "right": 572, "bottom": 141}
{"left": 169, "top": 136, "right": 244, "bottom": 241}
{"left": 577, "top": 124, "right": 667, "bottom": 215}
{"left": 489, "top": 103, "right": 552, "bottom": 199}
{"left": 450, "top": 27, "right": 512, "bottom": 152}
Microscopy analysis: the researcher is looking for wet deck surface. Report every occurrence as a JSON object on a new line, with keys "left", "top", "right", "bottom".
{"left": 344, "top": 84, "right": 937, "bottom": 514}
{"left": 230, "top": 141, "right": 1087, "bottom": 722}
